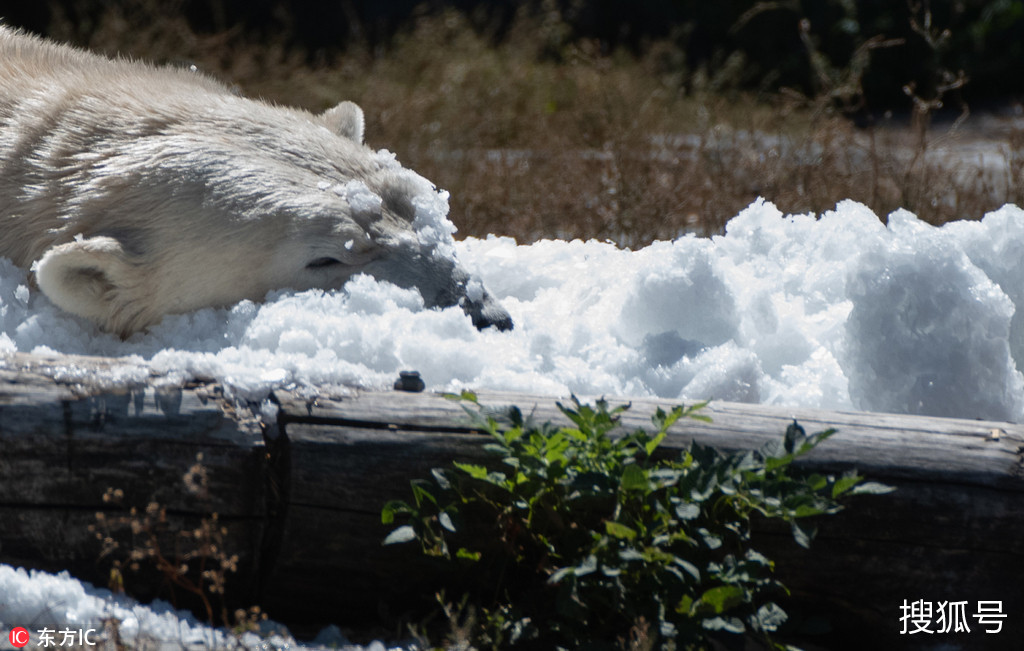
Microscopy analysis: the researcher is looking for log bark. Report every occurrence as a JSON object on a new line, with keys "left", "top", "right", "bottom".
{"left": 1, "top": 351, "right": 1022, "bottom": 650}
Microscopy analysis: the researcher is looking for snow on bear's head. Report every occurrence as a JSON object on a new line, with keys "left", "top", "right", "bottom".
{"left": 0, "top": 27, "right": 512, "bottom": 337}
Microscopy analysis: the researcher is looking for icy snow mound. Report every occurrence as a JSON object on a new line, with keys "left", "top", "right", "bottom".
{"left": 1, "top": 199, "right": 1023, "bottom": 422}
{"left": 0, "top": 565, "right": 396, "bottom": 651}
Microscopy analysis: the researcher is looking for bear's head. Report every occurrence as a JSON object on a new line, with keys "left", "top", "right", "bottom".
{"left": 31, "top": 100, "right": 513, "bottom": 337}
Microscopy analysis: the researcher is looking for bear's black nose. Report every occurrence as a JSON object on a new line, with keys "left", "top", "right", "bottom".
{"left": 465, "top": 300, "right": 514, "bottom": 332}
{"left": 473, "top": 310, "right": 514, "bottom": 332}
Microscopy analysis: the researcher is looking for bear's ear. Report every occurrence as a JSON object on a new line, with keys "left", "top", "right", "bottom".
{"left": 321, "top": 101, "right": 365, "bottom": 144}
{"left": 34, "top": 236, "right": 141, "bottom": 336}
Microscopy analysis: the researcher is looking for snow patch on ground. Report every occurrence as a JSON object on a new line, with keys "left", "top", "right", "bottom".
{"left": 0, "top": 565, "right": 397, "bottom": 650}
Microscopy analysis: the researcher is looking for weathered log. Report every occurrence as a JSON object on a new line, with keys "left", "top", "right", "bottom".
{"left": 0, "top": 352, "right": 270, "bottom": 607}
{"left": 1, "top": 351, "right": 1022, "bottom": 650}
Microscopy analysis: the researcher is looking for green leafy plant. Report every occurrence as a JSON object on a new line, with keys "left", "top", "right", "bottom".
{"left": 383, "top": 394, "right": 892, "bottom": 650}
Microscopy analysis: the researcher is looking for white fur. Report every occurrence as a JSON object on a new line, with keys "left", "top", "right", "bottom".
{"left": 0, "top": 26, "right": 511, "bottom": 336}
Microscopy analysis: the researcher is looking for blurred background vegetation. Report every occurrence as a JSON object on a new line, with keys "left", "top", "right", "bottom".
{"left": 3, "top": 0, "right": 1023, "bottom": 245}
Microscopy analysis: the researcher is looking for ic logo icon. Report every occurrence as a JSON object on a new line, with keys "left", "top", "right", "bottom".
{"left": 9, "top": 627, "right": 30, "bottom": 648}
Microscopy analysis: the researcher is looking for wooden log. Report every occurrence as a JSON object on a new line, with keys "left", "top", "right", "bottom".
{"left": 0, "top": 352, "right": 271, "bottom": 605}
{"left": 2, "top": 351, "right": 1022, "bottom": 649}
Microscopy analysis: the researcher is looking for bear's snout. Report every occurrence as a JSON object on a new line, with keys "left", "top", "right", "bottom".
{"left": 464, "top": 295, "right": 514, "bottom": 332}
{"left": 362, "top": 243, "right": 512, "bottom": 332}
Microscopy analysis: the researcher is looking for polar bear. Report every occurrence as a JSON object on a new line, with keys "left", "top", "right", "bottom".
{"left": 0, "top": 26, "right": 512, "bottom": 336}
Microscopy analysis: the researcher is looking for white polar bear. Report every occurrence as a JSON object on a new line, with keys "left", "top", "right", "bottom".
{"left": 0, "top": 26, "right": 512, "bottom": 336}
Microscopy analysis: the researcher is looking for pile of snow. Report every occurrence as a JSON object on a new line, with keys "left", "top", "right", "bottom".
{"left": 0, "top": 565, "right": 395, "bottom": 650}
{"left": 2, "top": 198, "right": 1024, "bottom": 422}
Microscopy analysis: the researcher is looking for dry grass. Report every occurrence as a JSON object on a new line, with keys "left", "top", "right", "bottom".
{"left": 42, "top": 2, "right": 1024, "bottom": 247}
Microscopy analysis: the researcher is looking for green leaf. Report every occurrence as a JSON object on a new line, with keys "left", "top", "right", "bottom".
{"left": 621, "top": 464, "right": 648, "bottom": 491}
{"left": 652, "top": 405, "right": 684, "bottom": 433}
{"left": 454, "top": 462, "right": 489, "bottom": 480}
{"left": 507, "top": 404, "right": 524, "bottom": 427}
{"left": 675, "top": 594, "right": 695, "bottom": 615}
{"left": 573, "top": 555, "right": 599, "bottom": 577}
{"left": 383, "top": 525, "right": 417, "bottom": 545}
{"left": 637, "top": 547, "right": 673, "bottom": 564}
{"left": 482, "top": 443, "right": 509, "bottom": 456}
{"left": 675, "top": 502, "right": 701, "bottom": 520}
{"left": 743, "top": 548, "right": 772, "bottom": 568}
{"left": 644, "top": 430, "right": 667, "bottom": 457}
{"left": 605, "top": 521, "right": 638, "bottom": 541}
{"left": 431, "top": 467, "right": 452, "bottom": 490}
{"left": 456, "top": 548, "right": 481, "bottom": 561}
{"left": 548, "top": 566, "right": 574, "bottom": 585}
{"left": 831, "top": 473, "right": 862, "bottom": 498}
{"left": 503, "top": 426, "right": 525, "bottom": 445}
{"left": 702, "top": 616, "right": 745, "bottom": 633}
{"left": 439, "top": 511, "right": 456, "bottom": 532}
{"left": 698, "top": 527, "right": 722, "bottom": 549}
{"left": 700, "top": 585, "right": 745, "bottom": 614}
{"left": 793, "top": 504, "right": 827, "bottom": 518}
{"left": 674, "top": 557, "right": 702, "bottom": 581}
{"left": 806, "top": 474, "right": 828, "bottom": 491}
{"left": 563, "top": 427, "right": 588, "bottom": 442}
{"left": 791, "top": 519, "right": 817, "bottom": 549}
{"left": 545, "top": 432, "right": 570, "bottom": 463}
{"left": 784, "top": 419, "right": 806, "bottom": 454}
{"left": 797, "top": 429, "right": 836, "bottom": 456}
{"left": 683, "top": 400, "right": 711, "bottom": 420}
{"left": 380, "top": 500, "right": 409, "bottom": 524}
{"left": 556, "top": 399, "right": 583, "bottom": 427}
{"left": 754, "top": 602, "right": 788, "bottom": 632}
{"left": 442, "top": 390, "right": 478, "bottom": 402}
{"left": 410, "top": 479, "right": 436, "bottom": 507}
{"left": 764, "top": 454, "right": 794, "bottom": 472}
